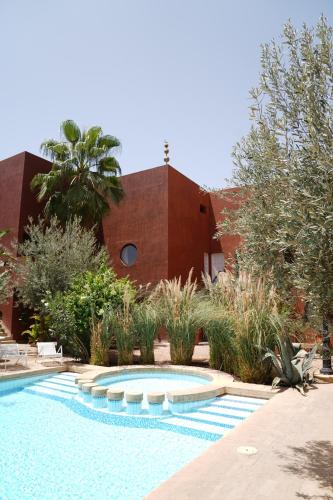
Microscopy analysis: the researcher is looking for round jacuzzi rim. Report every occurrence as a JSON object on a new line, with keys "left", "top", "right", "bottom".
{"left": 95, "top": 366, "right": 214, "bottom": 385}
{"left": 77, "top": 365, "right": 229, "bottom": 404}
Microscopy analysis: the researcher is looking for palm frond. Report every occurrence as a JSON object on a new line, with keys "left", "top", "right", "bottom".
{"left": 84, "top": 126, "right": 102, "bottom": 147}
{"left": 97, "top": 134, "right": 121, "bottom": 151}
{"left": 61, "top": 120, "right": 81, "bottom": 144}
{"left": 98, "top": 156, "right": 121, "bottom": 175}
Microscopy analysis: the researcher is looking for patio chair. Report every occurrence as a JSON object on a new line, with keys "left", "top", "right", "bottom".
{"left": 36, "top": 342, "right": 63, "bottom": 363}
{"left": 0, "top": 344, "right": 28, "bottom": 371}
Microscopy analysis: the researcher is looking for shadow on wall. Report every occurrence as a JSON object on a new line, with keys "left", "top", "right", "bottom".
{"left": 279, "top": 440, "right": 333, "bottom": 499}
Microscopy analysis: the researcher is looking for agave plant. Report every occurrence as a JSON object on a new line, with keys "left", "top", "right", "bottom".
{"left": 264, "top": 334, "right": 317, "bottom": 394}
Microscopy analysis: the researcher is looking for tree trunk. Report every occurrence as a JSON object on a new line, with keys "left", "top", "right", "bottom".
{"left": 320, "top": 316, "right": 333, "bottom": 375}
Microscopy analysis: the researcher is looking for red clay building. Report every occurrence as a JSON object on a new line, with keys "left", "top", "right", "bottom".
{"left": 0, "top": 151, "right": 240, "bottom": 339}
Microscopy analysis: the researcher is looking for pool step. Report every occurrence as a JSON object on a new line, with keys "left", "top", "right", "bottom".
{"left": 162, "top": 395, "right": 266, "bottom": 437}
{"left": 162, "top": 416, "right": 227, "bottom": 436}
{"left": 24, "top": 371, "right": 78, "bottom": 401}
{"left": 210, "top": 400, "right": 258, "bottom": 412}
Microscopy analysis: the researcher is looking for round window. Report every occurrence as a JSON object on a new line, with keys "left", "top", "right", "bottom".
{"left": 120, "top": 244, "right": 138, "bottom": 266}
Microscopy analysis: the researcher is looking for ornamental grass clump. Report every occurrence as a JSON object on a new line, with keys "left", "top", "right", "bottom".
{"left": 157, "top": 270, "right": 201, "bottom": 365}
{"left": 90, "top": 308, "right": 113, "bottom": 366}
{"left": 198, "top": 301, "right": 237, "bottom": 372}
{"left": 203, "top": 271, "right": 282, "bottom": 384}
{"left": 132, "top": 301, "right": 160, "bottom": 364}
{"left": 112, "top": 286, "right": 136, "bottom": 365}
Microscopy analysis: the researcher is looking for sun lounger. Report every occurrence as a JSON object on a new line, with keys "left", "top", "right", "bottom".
{"left": 0, "top": 344, "right": 28, "bottom": 370}
{"left": 36, "top": 342, "right": 63, "bottom": 362}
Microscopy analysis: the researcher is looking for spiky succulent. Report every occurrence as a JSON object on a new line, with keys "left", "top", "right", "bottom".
{"left": 264, "top": 335, "right": 317, "bottom": 394}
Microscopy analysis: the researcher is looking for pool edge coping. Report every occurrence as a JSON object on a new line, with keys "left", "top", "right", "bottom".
{"left": 75, "top": 365, "right": 278, "bottom": 402}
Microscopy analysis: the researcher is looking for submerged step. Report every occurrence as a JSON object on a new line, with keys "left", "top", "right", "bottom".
{"left": 212, "top": 400, "right": 257, "bottom": 412}
{"left": 175, "top": 411, "right": 240, "bottom": 429}
{"left": 25, "top": 385, "right": 73, "bottom": 400}
{"left": 45, "top": 377, "right": 77, "bottom": 388}
{"left": 36, "top": 381, "right": 78, "bottom": 394}
{"left": 163, "top": 416, "right": 226, "bottom": 436}
{"left": 199, "top": 405, "right": 246, "bottom": 419}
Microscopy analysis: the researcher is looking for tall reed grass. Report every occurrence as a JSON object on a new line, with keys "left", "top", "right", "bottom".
{"left": 90, "top": 308, "right": 113, "bottom": 366}
{"left": 198, "top": 301, "right": 237, "bottom": 372}
{"left": 203, "top": 271, "right": 281, "bottom": 383}
{"left": 132, "top": 300, "right": 160, "bottom": 364}
{"left": 156, "top": 270, "right": 201, "bottom": 365}
{"left": 111, "top": 285, "right": 136, "bottom": 365}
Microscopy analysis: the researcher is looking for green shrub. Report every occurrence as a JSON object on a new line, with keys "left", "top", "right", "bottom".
{"left": 48, "top": 265, "right": 134, "bottom": 361}
{"left": 16, "top": 217, "right": 105, "bottom": 314}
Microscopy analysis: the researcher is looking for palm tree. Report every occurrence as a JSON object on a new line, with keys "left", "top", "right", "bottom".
{"left": 32, "top": 120, "right": 124, "bottom": 227}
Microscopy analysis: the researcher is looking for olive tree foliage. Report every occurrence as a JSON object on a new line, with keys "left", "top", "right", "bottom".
{"left": 218, "top": 17, "right": 333, "bottom": 323}
{"left": 16, "top": 217, "right": 105, "bottom": 313}
{"left": 0, "top": 230, "right": 13, "bottom": 304}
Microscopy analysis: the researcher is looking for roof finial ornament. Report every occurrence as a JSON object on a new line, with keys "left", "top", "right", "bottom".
{"left": 164, "top": 140, "right": 170, "bottom": 165}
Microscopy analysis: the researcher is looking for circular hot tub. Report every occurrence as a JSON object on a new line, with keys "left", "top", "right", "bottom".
{"left": 77, "top": 365, "right": 227, "bottom": 417}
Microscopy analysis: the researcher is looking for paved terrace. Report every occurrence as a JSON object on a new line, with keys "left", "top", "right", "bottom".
{"left": 148, "top": 382, "right": 333, "bottom": 500}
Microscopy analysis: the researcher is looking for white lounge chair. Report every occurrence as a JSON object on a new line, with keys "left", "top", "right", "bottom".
{"left": 37, "top": 342, "right": 63, "bottom": 363}
{"left": 0, "top": 344, "right": 28, "bottom": 371}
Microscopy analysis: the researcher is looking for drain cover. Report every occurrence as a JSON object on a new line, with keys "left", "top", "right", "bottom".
{"left": 237, "top": 446, "right": 258, "bottom": 456}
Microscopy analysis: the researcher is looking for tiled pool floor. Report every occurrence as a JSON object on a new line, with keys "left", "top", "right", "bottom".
{"left": 0, "top": 372, "right": 267, "bottom": 499}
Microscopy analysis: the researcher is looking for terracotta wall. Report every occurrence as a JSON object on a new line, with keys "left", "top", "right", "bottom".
{"left": 167, "top": 166, "right": 212, "bottom": 282}
{"left": 0, "top": 152, "right": 51, "bottom": 339}
{"left": 103, "top": 166, "right": 169, "bottom": 286}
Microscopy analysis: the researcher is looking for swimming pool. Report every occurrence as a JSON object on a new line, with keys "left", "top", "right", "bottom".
{"left": 0, "top": 372, "right": 267, "bottom": 499}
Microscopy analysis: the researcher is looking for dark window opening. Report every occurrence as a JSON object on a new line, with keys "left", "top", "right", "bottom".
{"left": 200, "top": 204, "right": 207, "bottom": 214}
{"left": 120, "top": 244, "right": 138, "bottom": 266}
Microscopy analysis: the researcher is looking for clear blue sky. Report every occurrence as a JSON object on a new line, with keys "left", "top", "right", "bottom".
{"left": 1, "top": 0, "right": 332, "bottom": 187}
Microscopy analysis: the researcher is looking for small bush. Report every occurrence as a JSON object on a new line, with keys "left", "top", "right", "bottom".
{"left": 16, "top": 217, "right": 105, "bottom": 313}
{"left": 48, "top": 265, "right": 134, "bottom": 361}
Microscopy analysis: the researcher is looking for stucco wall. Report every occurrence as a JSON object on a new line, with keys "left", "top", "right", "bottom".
{"left": 0, "top": 152, "right": 51, "bottom": 338}
{"left": 103, "top": 166, "right": 169, "bottom": 286}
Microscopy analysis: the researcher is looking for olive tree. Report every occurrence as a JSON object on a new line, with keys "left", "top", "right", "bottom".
{"left": 16, "top": 217, "right": 105, "bottom": 323}
{"left": 218, "top": 17, "right": 333, "bottom": 373}
{"left": 0, "top": 230, "right": 15, "bottom": 304}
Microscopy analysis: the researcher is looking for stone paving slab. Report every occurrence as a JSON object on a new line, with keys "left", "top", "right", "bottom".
{"left": 147, "top": 383, "right": 333, "bottom": 500}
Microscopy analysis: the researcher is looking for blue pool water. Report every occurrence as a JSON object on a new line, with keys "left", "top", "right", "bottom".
{"left": 99, "top": 371, "right": 209, "bottom": 393}
{"left": 98, "top": 371, "right": 209, "bottom": 411}
{"left": 0, "top": 372, "right": 266, "bottom": 499}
